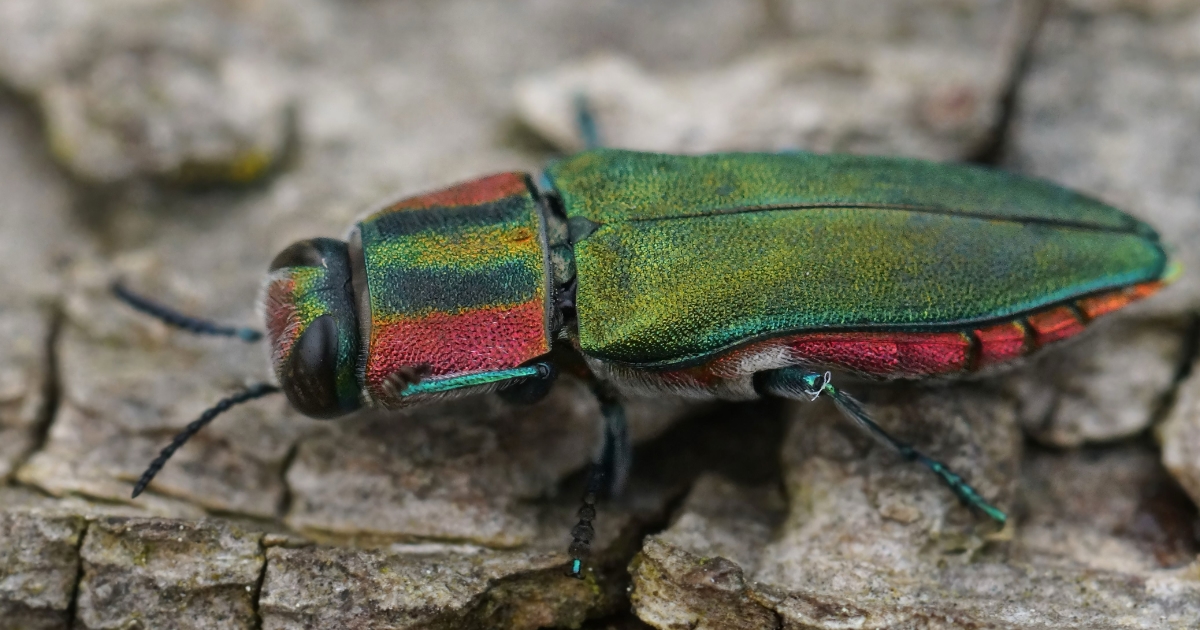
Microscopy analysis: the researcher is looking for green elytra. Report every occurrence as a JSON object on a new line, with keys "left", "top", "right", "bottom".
{"left": 545, "top": 149, "right": 1167, "bottom": 366}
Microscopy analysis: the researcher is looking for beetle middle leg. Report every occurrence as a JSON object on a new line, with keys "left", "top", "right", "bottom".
{"left": 566, "top": 380, "right": 631, "bottom": 578}
{"left": 755, "top": 368, "right": 1007, "bottom": 524}
{"left": 589, "top": 380, "right": 631, "bottom": 497}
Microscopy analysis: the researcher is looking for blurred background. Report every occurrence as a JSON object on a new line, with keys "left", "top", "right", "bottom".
{"left": 1, "top": 1, "right": 1199, "bottom": 628}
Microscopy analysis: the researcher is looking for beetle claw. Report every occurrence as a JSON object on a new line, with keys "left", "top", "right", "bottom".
{"left": 799, "top": 371, "right": 832, "bottom": 401}
{"left": 383, "top": 363, "right": 433, "bottom": 395}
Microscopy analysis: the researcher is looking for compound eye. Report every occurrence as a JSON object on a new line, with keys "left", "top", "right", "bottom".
{"left": 281, "top": 314, "right": 344, "bottom": 418}
{"left": 270, "top": 240, "right": 327, "bottom": 271}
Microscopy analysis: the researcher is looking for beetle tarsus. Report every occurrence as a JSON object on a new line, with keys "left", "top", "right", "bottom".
{"left": 757, "top": 368, "right": 1008, "bottom": 524}
{"left": 384, "top": 363, "right": 433, "bottom": 396}
{"left": 566, "top": 464, "right": 605, "bottom": 578}
{"left": 566, "top": 486, "right": 598, "bottom": 579}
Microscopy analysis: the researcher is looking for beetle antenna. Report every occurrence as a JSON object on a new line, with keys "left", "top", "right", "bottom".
{"left": 112, "top": 281, "right": 263, "bottom": 342}
{"left": 131, "top": 383, "right": 280, "bottom": 498}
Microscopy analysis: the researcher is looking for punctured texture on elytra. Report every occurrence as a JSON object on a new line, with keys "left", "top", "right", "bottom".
{"left": 546, "top": 150, "right": 1170, "bottom": 371}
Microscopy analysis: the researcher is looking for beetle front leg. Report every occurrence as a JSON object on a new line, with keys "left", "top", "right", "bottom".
{"left": 497, "top": 362, "right": 559, "bottom": 405}
{"left": 566, "top": 380, "right": 631, "bottom": 578}
{"left": 755, "top": 368, "right": 1007, "bottom": 524}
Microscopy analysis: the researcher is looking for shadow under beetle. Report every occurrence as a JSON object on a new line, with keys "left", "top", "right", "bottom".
{"left": 119, "top": 108, "right": 1177, "bottom": 579}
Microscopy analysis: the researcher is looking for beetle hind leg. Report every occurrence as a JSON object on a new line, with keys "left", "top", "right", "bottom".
{"left": 756, "top": 368, "right": 1007, "bottom": 524}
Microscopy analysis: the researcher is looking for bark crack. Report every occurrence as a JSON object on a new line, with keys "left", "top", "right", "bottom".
{"left": 64, "top": 519, "right": 89, "bottom": 630}
{"left": 1151, "top": 312, "right": 1200, "bottom": 427}
{"left": 1176, "top": 313, "right": 1200, "bottom": 383}
{"left": 970, "top": 0, "right": 1052, "bottom": 165}
{"left": 251, "top": 536, "right": 268, "bottom": 630}
{"left": 11, "top": 300, "right": 65, "bottom": 477}
{"left": 275, "top": 441, "right": 300, "bottom": 521}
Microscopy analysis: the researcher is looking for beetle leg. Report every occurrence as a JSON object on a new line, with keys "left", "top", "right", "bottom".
{"left": 497, "top": 362, "right": 559, "bottom": 405}
{"left": 755, "top": 368, "right": 1007, "bottom": 524}
{"left": 566, "top": 380, "right": 630, "bottom": 578}
{"left": 566, "top": 459, "right": 603, "bottom": 579}
{"left": 590, "top": 380, "right": 631, "bottom": 497}
{"left": 573, "top": 93, "right": 602, "bottom": 150}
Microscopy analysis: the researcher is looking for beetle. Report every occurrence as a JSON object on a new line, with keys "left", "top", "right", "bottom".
{"left": 118, "top": 138, "right": 1176, "bottom": 579}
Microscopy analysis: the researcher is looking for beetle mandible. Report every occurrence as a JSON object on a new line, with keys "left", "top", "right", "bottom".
{"left": 118, "top": 110, "right": 1177, "bottom": 579}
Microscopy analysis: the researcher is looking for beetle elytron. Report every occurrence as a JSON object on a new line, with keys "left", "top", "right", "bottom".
{"left": 120, "top": 146, "right": 1175, "bottom": 578}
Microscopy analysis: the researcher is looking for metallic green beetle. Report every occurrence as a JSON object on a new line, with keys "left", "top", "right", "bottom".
{"left": 124, "top": 147, "right": 1176, "bottom": 578}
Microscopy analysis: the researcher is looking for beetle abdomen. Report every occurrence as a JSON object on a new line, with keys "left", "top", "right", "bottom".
{"left": 751, "top": 278, "right": 1165, "bottom": 379}
{"left": 587, "top": 280, "right": 1165, "bottom": 399}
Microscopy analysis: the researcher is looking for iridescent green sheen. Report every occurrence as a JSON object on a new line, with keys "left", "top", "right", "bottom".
{"left": 548, "top": 149, "right": 1151, "bottom": 233}
{"left": 545, "top": 149, "right": 1170, "bottom": 366}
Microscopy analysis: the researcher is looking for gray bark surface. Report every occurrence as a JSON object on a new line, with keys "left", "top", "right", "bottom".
{"left": 1, "top": 1, "right": 1198, "bottom": 628}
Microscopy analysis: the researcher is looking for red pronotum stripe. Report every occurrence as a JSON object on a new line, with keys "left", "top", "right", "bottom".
{"left": 383, "top": 173, "right": 529, "bottom": 212}
{"left": 365, "top": 299, "right": 549, "bottom": 402}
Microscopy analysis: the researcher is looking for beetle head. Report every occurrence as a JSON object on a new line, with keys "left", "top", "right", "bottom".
{"left": 261, "top": 237, "right": 363, "bottom": 418}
